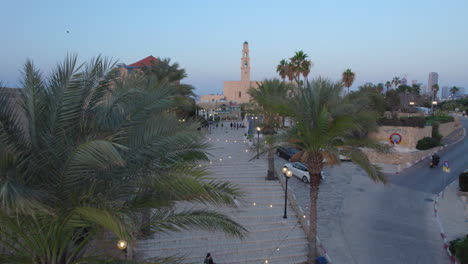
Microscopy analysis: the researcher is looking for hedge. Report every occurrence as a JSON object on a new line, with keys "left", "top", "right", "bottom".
{"left": 377, "top": 116, "right": 426, "bottom": 128}
{"left": 426, "top": 115, "right": 455, "bottom": 124}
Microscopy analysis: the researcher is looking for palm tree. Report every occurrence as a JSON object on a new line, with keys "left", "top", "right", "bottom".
{"left": 287, "top": 78, "right": 386, "bottom": 262}
{"left": 385, "top": 81, "right": 391, "bottom": 93}
{"left": 342, "top": 69, "right": 355, "bottom": 94}
{"left": 248, "top": 79, "right": 293, "bottom": 180}
{"left": 141, "top": 58, "right": 196, "bottom": 118}
{"left": 0, "top": 55, "right": 247, "bottom": 263}
{"left": 376, "top": 83, "right": 384, "bottom": 94}
{"left": 289, "top": 51, "right": 313, "bottom": 85}
{"left": 276, "top": 59, "right": 288, "bottom": 81}
{"left": 450, "top": 86, "right": 459, "bottom": 98}
{"left": 391, "top": 77, "right": 401, "bottom": 89}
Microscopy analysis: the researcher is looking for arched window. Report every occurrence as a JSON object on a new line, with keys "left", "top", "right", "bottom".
{"left": 238, "top": 91, "right": 242, "bottom": 98}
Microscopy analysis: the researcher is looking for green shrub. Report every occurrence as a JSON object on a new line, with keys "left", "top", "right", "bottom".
{"left": 460, "top": 172, "right": 468, "bottom": 192}
{"left": 416, "top": 137, "right": 440, "bottom": 150}
{"left": 426, "top": 115, "right": 455, "bottom": 124}
{"left": 455, "top": 237, "right": 468, "bottom": 264}
{"left": 431, "top": 122, "right": 443, "bottom": 142}
{"left": 450, "top": 238, "right": 462, "bottom": 255}
{"left": 377, "top": 116, "right": 426, "bottom": 127}
{"left": 400, "top": 116, "right": 426, "bottom": 128}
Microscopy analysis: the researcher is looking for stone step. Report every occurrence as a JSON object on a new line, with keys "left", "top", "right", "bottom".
{"left": 141, "top": 225, "right": 306, "bottom": 247}
{"left": 139, "top": 236, "right": 307, "bottom": 258}
{"left": 180, "top": 243, "right": 308, "bottom": 264}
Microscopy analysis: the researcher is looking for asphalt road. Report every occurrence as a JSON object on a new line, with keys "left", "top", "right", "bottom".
{"left": 277, "top": 117, "right": 468, "bottom": 264}
{"left": 388, "top": 118, "right": 468, "bottom": 194}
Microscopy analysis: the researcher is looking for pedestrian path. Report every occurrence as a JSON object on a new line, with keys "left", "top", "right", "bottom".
{"left": 137, "top": 123, "right": 308, "bottom": 264}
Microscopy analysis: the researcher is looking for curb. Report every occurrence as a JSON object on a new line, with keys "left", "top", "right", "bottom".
{"left": 276, "top": 170, "right": 333, "bottom": 263}
{"left": 434, "top": 177, "right": 468, "bottom": 264}
{"left": 434, "top": 180, "right": 460, "bottom": 264}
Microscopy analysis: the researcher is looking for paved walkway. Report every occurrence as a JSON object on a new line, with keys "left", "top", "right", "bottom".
{"left": 137, "top": 123, "right": 308, "bottom": 264}
{"left": 437, "top": 180, "right": 468, "bottom": 242}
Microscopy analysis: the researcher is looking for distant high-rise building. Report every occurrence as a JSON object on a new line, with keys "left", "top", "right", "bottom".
{"left": 428, "top": 72, "right": 439, "bottom": 96}
{"left": 442, "top": 86, "right": 450, "bottom": 99}
{"left": 412, "top": 80, "right": 418, "bottom": 86}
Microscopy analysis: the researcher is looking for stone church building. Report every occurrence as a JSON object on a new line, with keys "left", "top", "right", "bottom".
{"left": 199, "top": 41, "right": 259, "bottom": 104}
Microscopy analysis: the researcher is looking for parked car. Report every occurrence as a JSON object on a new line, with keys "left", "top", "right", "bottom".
{"left": 282, "top": 162, "right": 324, "bottom": 183}
{"left": 338, "top": 154, "right": 351, "bottom": 161}
{"left": 276, "top": 146, "right": 300, "bottom": 161}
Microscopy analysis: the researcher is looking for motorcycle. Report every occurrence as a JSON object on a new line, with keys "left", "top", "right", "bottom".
{"left": 430, "top": 154, "right": 440, "bottom": 168}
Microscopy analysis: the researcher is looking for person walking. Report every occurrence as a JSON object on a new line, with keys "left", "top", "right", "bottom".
{"left": 204, "top": 253, "right": 215, "bottom": 264}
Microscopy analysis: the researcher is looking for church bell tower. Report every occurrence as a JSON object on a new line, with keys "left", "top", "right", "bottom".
{"left": 241, "top": 41, "right": 250, "bottom": 81}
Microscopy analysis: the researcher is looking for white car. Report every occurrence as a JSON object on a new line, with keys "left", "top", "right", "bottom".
{"left": 282, "top": 162, "right": 324, "bottom": 183}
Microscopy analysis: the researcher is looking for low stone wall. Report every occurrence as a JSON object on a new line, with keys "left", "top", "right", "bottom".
{"left": 362, "top": 147, "right": 441, "bottom": 165}
{"left": 439, "top": 118, "right": 460, "bottom": 137}
{"left": 369, "top": 126, "right": 432, "bottom": 149}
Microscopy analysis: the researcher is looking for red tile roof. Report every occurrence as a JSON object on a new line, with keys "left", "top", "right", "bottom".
{"left": 128, "top": 56, "right": 158, "bottom": 67}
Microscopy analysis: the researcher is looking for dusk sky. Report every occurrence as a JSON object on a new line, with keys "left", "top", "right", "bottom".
{"left": 1, "top": 0, "right": 467, "bottom": 95}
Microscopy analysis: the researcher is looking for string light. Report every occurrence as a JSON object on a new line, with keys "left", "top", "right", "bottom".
{"left": 228, "top": 156, "right": 232, "bottom": 159}
{"left": 219, "top": 158, "right": 223, "bottom": 162}
{"left": 264, "top": 260, "right": 269, "bottom": 264}
{"left": 253, "top": 202, "right": 256, "bottom": 206}
{"left": 269, "top": 204, "right": 273, "bottom": 208}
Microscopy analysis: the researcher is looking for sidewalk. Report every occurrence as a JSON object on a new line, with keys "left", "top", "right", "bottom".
{"left": 435, "top": 180, "right": 468, "bottom": 262}
{"left": 137, "top": 122, "right": 308, "bottom": 264}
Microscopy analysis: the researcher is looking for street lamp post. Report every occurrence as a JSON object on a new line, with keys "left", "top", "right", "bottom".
{"left": 117, "top": 240, "right": 128, "bottom": 259}
{"left": 283, "top": 168, "right": 293, "bottom": 218}
{"left": 256, "top": 126, "right": 261, "bottom": 159}
{"left": 432, "top": 101, "right": 438, "bottom": 115}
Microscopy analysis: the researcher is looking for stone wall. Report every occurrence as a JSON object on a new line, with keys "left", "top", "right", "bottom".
{"left": 362, "top": 147, "right": 441, "bottom": 165}
{"left": 439, "top": 118, "right": 460, "bottom": 137}
{"left": 369, "top": 126, "right": 432, "bottom": 149}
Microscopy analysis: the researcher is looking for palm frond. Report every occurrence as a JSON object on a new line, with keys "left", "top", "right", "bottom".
{"left": 149, "top": 209, "right": 248, "bottom": 239}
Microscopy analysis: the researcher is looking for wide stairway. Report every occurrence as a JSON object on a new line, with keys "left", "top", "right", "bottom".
{"left": 137, "top": 123, "right": 308, "bottom": 264}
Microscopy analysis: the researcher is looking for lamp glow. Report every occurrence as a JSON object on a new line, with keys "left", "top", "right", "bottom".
{"left": 286, "top": 170, "right": 293, "bottom": 178}
{"left": 117, "top": 240, "right": 127, "bottom": 251}
{"left": 282, "top": 167, "right": 288, "bottom": 174}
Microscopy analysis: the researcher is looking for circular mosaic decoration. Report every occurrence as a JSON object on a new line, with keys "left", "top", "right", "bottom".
{"left": 389, "top": 133, "right": 402, "bottom": 144}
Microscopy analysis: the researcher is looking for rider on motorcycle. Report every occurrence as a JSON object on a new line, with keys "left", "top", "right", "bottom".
{"left": 431, "top": 153, "right": 440, "bottom": 166}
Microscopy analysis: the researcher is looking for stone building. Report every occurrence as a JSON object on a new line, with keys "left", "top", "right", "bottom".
{"left": 222, "top": 41, "right": 259, "bottom": 104}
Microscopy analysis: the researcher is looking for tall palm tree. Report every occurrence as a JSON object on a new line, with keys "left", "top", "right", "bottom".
{"left": 248, "top": 79, "right": 293, "bottom": 180}
{"left": 376, "top": 83, "right": 384, "bottom": 94}
{"left": 0, "top": 55, "right": 247, "bottom": 263}
{"left": 289, "top": 51, "right": 313, "bottom": 85}
{"left": 391, "top": 77, "right": 401, "bottom": 89}
{"left": 287, "top": 78, "right": 386, "bottom": 262}
{"left": 276, "top": 59, "right": 288, "bottom": 81}
{"left": 342, "top": 69, "right": 355, "bottom": 94}
{"left": 385, "top": 81, "right": 391, "bottom": 93}
{"left": 450, "top": 86, "right": 459, "bottom": 98}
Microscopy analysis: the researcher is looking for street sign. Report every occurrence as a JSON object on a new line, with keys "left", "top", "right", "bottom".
{"left": 443, "top": 160, "right": 450, "bottom": 173}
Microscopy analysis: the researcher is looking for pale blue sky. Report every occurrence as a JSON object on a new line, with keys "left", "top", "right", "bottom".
{"left": 1, "top": 0, "right": 467, "bottom": 95}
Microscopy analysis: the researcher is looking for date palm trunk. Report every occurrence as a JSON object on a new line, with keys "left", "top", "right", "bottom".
{"left": 266, "top": 145, "right": 276, "bottom": 180}
{"left": 305, "top": 152, "right": 323, "bottom": 263}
